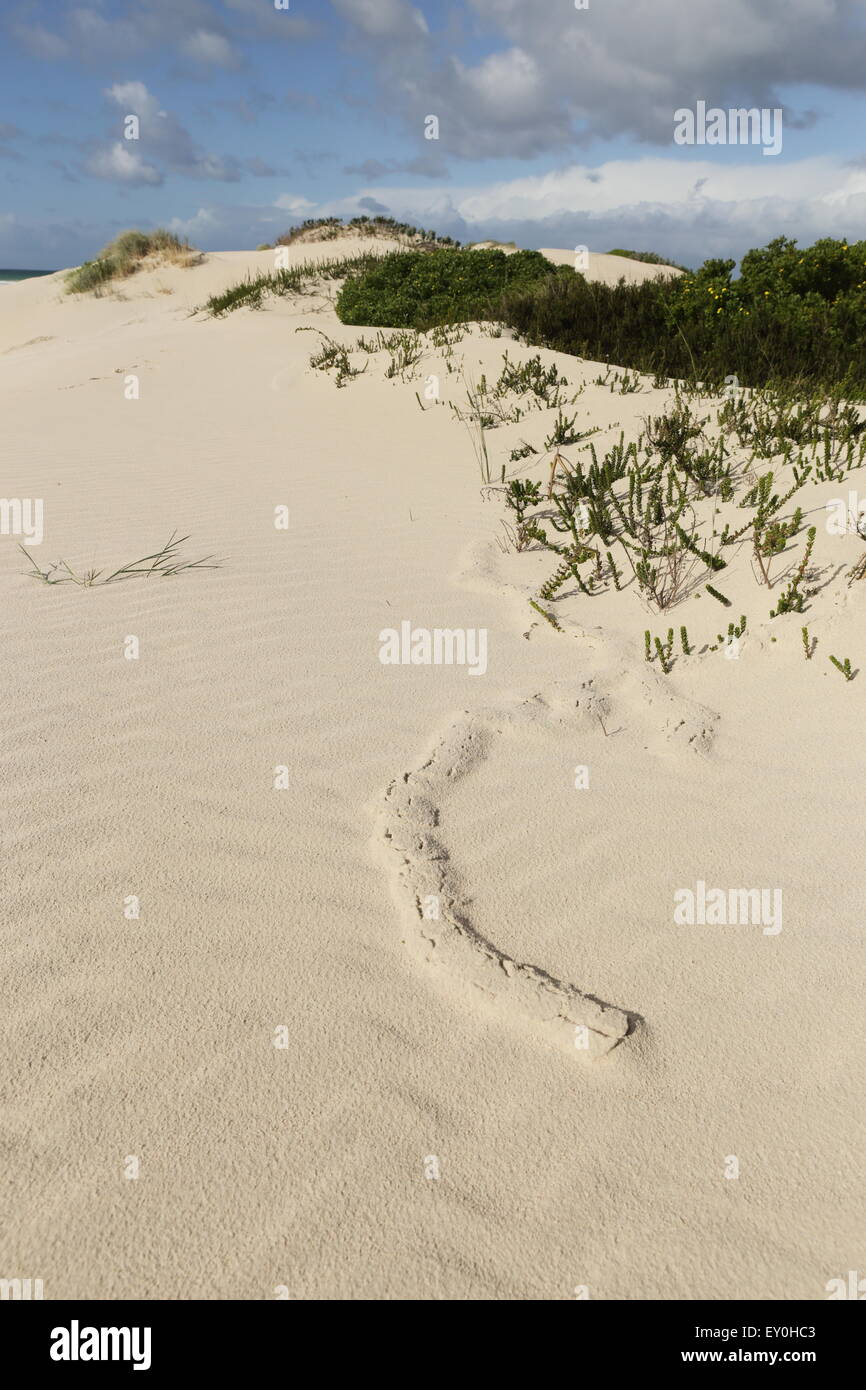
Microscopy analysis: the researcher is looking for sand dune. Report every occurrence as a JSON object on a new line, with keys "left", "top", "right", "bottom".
{"left": 1, "top": 241, "right": 861, "bottom": 1300}
{"left": 539, "top": 247, "right": 683, "bottom": 283}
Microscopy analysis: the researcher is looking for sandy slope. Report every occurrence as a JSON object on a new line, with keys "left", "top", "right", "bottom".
{"left": 469, "top": 241, "right": 683, "bottom": 285}
{"left": 539, "top": 247, "right": 683, "bottom": 283}
{"left": 0, "top": 242, "right": 861, "bottom": 1300}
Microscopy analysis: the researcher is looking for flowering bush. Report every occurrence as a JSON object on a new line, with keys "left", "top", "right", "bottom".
{"left": 503, "top": 238, "right": 866, "bottom": 396}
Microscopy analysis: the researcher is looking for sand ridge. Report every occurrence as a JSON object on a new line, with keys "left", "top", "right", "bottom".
{"left": 374, "top": 696, "right": 634, "bottom": 1059}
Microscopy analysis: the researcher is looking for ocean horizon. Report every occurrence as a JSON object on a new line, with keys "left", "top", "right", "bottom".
{"left": 0, "top": 268, "right": 56, "bottom": 282}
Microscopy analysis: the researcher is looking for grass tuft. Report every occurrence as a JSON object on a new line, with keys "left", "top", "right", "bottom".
{"left": 275, "top": 214, "right": 459, "bottom": 250}
{"left": 19, "top": 533, "right": 222, "bottom": 588}
{"left": 65, "top": 230, "right": 198, "bottom": 295}
{"left": 202, "top": 251, "right": 387, "bottom": 317}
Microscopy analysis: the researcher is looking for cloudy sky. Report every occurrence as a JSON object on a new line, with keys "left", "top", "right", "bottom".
{"left": 2, "top": 0, "right": 866, "bottom": 268}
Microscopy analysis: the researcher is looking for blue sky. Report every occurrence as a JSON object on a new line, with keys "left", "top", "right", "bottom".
{"left": 2, "top": 0, "right": 866, "bottom": 269}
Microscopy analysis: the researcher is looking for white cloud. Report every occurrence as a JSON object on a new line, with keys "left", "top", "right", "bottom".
{"left": 69, "top": 7, "right": 141, "bottom": 53}
{"left": 85, "top": 142, "right": 163, "bottom": 186}
{"left": 97, "top": 81, "right": 243, "bottom": 182}
{"left": 222, "top": 0, "right": 317, "bottom": 39}
{"left": 141, "top": 150, "right": 866, "bottom": 266}
{"left": 107, "top": 82, "right": 162, "bottom": 122}
{"left": 9, "top": 1, "right": 251, "bottom": 66}
{"left": 330, "top": 0, "right": 428, "bottom": 39}
{"left": 307, "top": 153, "right": 866, "bottom": 264}
{"left": 181, "top": 29, "right": 239, "bottom": 68}
{"left": 8, "top": 0, "right": 316, "bottom": 66}
{"left": 10, "top": 24, "right": 70, "bottom": 60}
{"left": 274, "top": 194, "right": 317, "bottom": 214}
{"left": 446, "top": 157, "right": 863, "bottom": 222}
{"left": 167, "top": 207, "right": 220, "bottom": 239}
{"left": 165, "top": 199, "right": 313, "bottom": 247}
{"left": 333, "top": 0, "right": 866, "bottom": 158}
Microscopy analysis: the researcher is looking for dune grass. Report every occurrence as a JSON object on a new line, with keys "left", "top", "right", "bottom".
{"left": 19, "top": 533, "right": 222, "bottom": 587}
{"left": 275, "top": 215, "right": 459, "bottom": 250}
{"left": 201, "top": 251, "right": 388, "bottom": 317}
{"left": 607, "top": 248, "right": 690, "bottom": 272}
{"left": 65, "top": 229, "right": 199, "bottom": 294}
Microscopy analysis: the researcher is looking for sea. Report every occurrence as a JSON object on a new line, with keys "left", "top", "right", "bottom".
{"left": 0, "top": 269, "right": 56, "bottom": 283}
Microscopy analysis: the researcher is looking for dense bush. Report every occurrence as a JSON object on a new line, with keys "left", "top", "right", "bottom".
{"left": 336, "top": 248, "right": 559, "bottom": 329}
{"left": 501, "top": 237, "right": 866, "bottom": 396}
{"left": 738, "top": 236, "right": 866, "bottom": 302}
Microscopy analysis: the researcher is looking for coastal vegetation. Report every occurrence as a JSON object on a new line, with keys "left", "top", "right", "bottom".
{"left": 500, "top": 237, "right": 866, "bottom": 397}
{"left": 301, "top": 311, "right": 866, "bottom": 675}
{"left": 492, "top": 376, "right": 864, "bottom": 673}
{"left": 19, "top": 533, "right": 221, "bottom": 587}
{"left": 65, "top": 229, "right": 199, "bottom": 294}
{"left": 607, "top": 248, "right": 690, "bottom": 271}
{"left": 335, "top": 247, "right": 558, "bottom": 329}
{"left": 202, "top": 250, "right": 385, "bottom": 316}
{"left": 329, "top": 234, "right": 866, "bottom": 397}
{"left": 258, "top": 215, "right": 460, "bottom": 252}
{"left": 195, "top": 222, "right": 866, "bottom": 674}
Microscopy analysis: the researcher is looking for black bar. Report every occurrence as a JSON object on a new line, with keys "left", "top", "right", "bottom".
{"left": 4, "top": 1299, "right": 860, "bottom": 1376}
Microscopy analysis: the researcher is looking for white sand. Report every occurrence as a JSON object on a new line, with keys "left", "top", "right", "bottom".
{"left": 539, "top": 246, "right": 683, "bottom": 283}
{"left": 469, "top": 240, "right": 683, "bottom": 285}
{"left": 1, "top": 242, "right": 861, "bottom": 1299}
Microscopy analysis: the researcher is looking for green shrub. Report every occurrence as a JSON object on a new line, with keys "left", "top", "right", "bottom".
{"left": 335, "top": 248, "right": 559, "bottom": 329}
{"left": 501, "top": 271, "right": 678, "bottom": 372}
{"left": 500, "top": 237, "right": 866, "bottom": 397}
